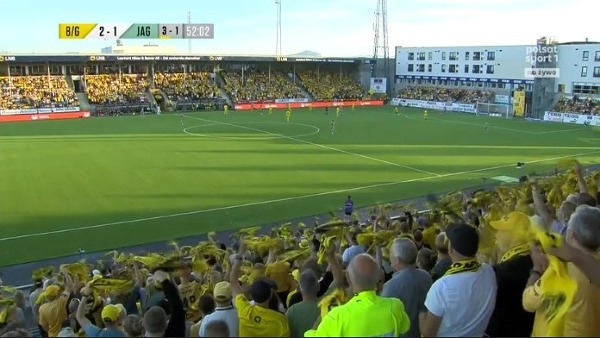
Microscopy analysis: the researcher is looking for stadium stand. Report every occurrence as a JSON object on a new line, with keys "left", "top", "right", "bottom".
{"left": 398, "top": 86, "right": 495, "bottom": 104}
{"left": 2, "top": 161, "right": 599, "bottom": 337}
{"left": 553, "top": 96, "right": 600, "bottom": 115}
{"left": 298, "top": 70, "right": 365, "bottom": 100}
{"left": 221, "top": 69, "right": 304, "bottom": 103}
{"left": 84, "top": 74, "right": 149, "bottom": 106}
{"left": 0, "top": 76, "right": 78, "bottom": 110}
{"left": 153, "top": 71, "right": 224, "bottom": 111}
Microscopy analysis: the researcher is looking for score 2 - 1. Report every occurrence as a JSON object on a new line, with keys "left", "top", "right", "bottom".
{"left": 86, "top": 24, "right": 130, "bottom": 39}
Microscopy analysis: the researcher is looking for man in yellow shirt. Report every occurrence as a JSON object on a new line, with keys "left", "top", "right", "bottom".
{"left": 38, "top": 267, "right": 74, "bottom": 337}
{"left": 305, "top": 253, "right": 410, "bottom": 337}
{"left": 523, "top": 205, "right": 600, "bottom": 337}
{"left": 229, "top": 251, "right": 290, "bottom": 337}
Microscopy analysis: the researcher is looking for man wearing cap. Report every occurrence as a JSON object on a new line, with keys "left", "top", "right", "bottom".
{"left": 419, "top": 223, "right": 497, "bottom": 337}
{"left": 486, "top": 212, "right": 534, "bottom": 337}
{"left": 76, "top": 285, "right": 125, "bottom": 337}
{"left": 198, "top": 281, "right": 238, "bottom": 337}
{"left": 229, "top": 251, "right": 290, "bottom": 337}
{"left": 39, "top": 268, "right": 75, "bottom": 337}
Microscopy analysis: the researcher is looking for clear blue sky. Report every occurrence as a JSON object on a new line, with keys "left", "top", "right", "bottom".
{"left": 0, "top": 0, "right": 594, "bottom": 56}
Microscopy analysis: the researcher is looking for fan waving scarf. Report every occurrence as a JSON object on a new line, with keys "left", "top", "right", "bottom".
{"left": 533, "top": 227, "right": 577, "bottom": 336}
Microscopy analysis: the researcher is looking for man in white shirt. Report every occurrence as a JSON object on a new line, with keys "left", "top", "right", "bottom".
{"left": 198, "top": 282, "right": 238, "bottom": 337}
{"left": 419, "top": 223, "right": 497, "bottom": 337}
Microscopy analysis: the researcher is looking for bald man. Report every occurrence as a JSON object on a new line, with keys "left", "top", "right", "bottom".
{"left": 305, "top": 254, "right": 410, "bottom": 337}
{"left": 431, "top": 232, "right": 452, "bottom": 281}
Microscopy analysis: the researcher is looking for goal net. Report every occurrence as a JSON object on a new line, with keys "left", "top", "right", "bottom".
{"left": 476, "top": 103, "right": 511, "bottom": 118}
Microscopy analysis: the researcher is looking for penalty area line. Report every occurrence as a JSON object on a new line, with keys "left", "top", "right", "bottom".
{"left": 1, "top": 149, "right": 599, "bottom": 242}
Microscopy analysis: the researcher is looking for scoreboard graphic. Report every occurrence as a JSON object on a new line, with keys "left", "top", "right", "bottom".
{"left": 59, "top": 23, "right": 214, "bottom": 39}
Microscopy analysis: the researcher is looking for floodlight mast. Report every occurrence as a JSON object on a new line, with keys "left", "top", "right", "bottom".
{"left": 372, "top": 0, "right": 389, "bottom": 77}
{"left": 275, "top": 0, "right": 282, "bottom": 56}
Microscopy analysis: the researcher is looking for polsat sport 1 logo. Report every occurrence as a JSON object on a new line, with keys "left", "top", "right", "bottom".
{"left": 0, "top": 56, "right": 16, "bottom": 62}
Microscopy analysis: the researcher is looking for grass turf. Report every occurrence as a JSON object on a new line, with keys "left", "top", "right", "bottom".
{"left": 0, "top": 106, "right": 599, "bottom": 266}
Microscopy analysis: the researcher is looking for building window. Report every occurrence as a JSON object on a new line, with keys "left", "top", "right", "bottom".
{"left": 448, "top": 64, "right": 460, "bottom": 73}
{"left": 486, "top": 65, "right": 495, "bottom": 74}
{"left": 428, "top": 64, "right": 432, "bottom": 72}
{"left": 487, "top": 51, "right": 496, "bottom": 61}
{"left": 442, "top": 52, "right": 446, "bottom": 60}
{"left": 417, "top": 64, "right": 425, "bottom": 72}
{"left": 408, "top": 64, "right": 414, "bottom": 72}
{"left": 417, "top": 52, "right": 426, "bottom": 61}
{"left": 428, "top": 52, "right": 432, "bottom": 61}
{"left": 594, "top": 66, "right": 600, "bottom": 77}
{"left": 441, "top": 64, "right": 446, "bottom": 72}
{"left": 464, "top": 65, "right": 469, "bottom": 73}
{"left": 473, "top": 52, "right": 482, "bottom": 61}
{"left": 595, "top": 51, "right": 600, "bottom": 61}
{"left": 573, "top": 84, "right": 600, "bottom": 95}
{"left": 583, "top": 51, "right": 589, "bottom": 61}
{"left": 465, "top": 52, "right": 470, "bottom": 60}
{"left": 449, "top": 52, "right": 458, "bottom": 61}
{"left": 408, "top": 52, "right": 414, "bottom": 61}
{"left": 581, "top": 66, "right": 588, "bottom": 77}
{"left": 473, "top": 65, "right": 481, "bottom": 73}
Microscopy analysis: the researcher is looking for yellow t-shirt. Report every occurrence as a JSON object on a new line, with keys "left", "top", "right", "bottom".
{"left": 234, "top": 294, "right": 290, "bottom": 337}
{"left": 38, "top": 291, "right": 70, "bottom": 337}
{"left": 522, "top": 262, "right": 594, "bottom": 337}
{"left": 522, "top": 279, "right": 549, "bottom": 337}
{"left": 563, "top": 261, "right": 600, "bottom": 337}
{"left": 179, "top": 281, "right": 205, "bottom": 322}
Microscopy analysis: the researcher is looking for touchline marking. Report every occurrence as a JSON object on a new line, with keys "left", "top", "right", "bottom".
{"left": 183, "top": 114, "right": 442, "bottom": 176}
{"left": 403, "top": 114, "right": 586, "bottom": 135}
{"left": 1, "top": 149, "right": 599, "bottom": 242}
{"left": 535, "top": 128, "right": 588, "bottom": 135}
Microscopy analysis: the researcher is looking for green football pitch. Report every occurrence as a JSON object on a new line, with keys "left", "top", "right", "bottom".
{"left": 0, "top": 106, "right": 599, "bottom": 266}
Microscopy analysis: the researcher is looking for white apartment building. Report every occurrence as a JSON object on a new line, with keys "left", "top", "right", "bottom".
{"left": 395, "top": 41, "right": 600, "bottom": 95}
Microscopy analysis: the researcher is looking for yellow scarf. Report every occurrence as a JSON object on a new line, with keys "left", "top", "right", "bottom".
{"left": 444, "top": 259, "right": 481, "bottom": 276}
{"left": 318, "top": 288, "right": 347, "bottom": 318}
{"left": 500, "top": 242, "right": 530, "bottom": 263}
{"left": 533, "top": 230, "right": 577, "bottom": 337}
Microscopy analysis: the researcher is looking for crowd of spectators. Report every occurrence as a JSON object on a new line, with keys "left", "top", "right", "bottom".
{"left": 0, "top": 76, "right": 78, "bottom": 110}
{"left": 221, "top": 70, "right": 304, "bottom": 103}
{"left": 298, "top": 70, "right": 365, "bottom": 101}
{"left": 154, "top": 72, "right": 219, "bottom": 103}
{"left": 398, "top": 86, "right": 495, "bottom": 104}
{"left": 553, "top": 96, "right": 600, "bottom": 115}
{"left": 0, "top": 161, "right": 599, "bottom": 338}
{"left": 84, "top": 74, "right": 149, "bottom": 106}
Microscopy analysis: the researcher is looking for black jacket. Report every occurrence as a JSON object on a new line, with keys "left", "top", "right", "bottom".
{"left": 162, "top": 279, "right": 186, "bottom": 337}
{"left": 486, "top": 254, "right": 535, "bottom": 337}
